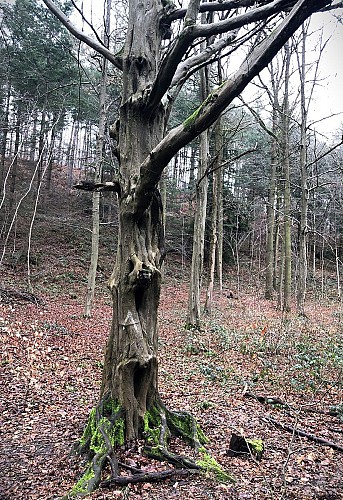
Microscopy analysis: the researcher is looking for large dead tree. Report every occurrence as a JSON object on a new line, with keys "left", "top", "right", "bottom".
{"left": 42, "top": 0, "right": 334, "bottom": 496}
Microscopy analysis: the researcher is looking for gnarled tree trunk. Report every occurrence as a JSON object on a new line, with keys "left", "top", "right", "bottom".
{"left": 99, "top": 0, "right": 166, "bottom": 439}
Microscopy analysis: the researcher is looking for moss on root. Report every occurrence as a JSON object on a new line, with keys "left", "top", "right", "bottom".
{"left": 165, "top": 409, "right": 209, "bottom": 447}
{"left": 143, "top": 403, "right": 233, "bottom": 482}
{"left": 66, "top": 399, "right": 233, "bottom": 497}
{"left": 143, "top": 404, "right": 162, "bottom": 444}
{"left": 197, "top": 447, "right": 234, "bottom": 482}
{"left": 78, "top": 400, "right": 125, "bottom": 455}
{"left": 66, "top": 398, "right": 124, "bottom": 498}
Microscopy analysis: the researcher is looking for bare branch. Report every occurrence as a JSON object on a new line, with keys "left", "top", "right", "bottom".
{"left": 171, "top": 33, "right": 237, "bottom": 88}
{"left": 169, "top": 20, "right": 269, "bottom": 103}
{"left": 192, "top": 0, "right": 291, "bottom": 39}
{"left": 264, "top": 416, "right": 343, "bottom": 452}
{"left": 147, "top": 0, "right": 294, "bottom": 111}
{"left": 306, "top": 139, "right": 343, "bottom": 168}
{"left": 41, "top": 0, "right": 123, "bottom": 70}
{"left": 197, "top": 146, "right": 257, "bottom": 187}
{"left": 136, "top": 0, "right": 331, "bottom": 216}
{"left": 70, "top": 0, "right": 104, "bottom": 47}
{"left": 167, "top": 0, "right": 274, "bottom": 22}
{"left": 308, "top": 112, "right": 343, "bottom": 130}
{"left": 322, "top": 0, "right": 343, "bottom": 10}
{"left": 74, "top": 180, "right": 121, "bottom": 193}
{"left": 239, "top": 96, "right": 280, "bottom": 142}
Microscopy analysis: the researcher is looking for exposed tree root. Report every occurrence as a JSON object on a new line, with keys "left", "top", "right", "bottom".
{"left": 65, "top": 396, "right": 234, "bottom": 498}
{"left": 101, "top": 468, "right": 198, "bottom": 487}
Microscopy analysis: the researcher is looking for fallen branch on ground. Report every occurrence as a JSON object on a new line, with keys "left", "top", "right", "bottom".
{"left": 244, "top": 392, "right": 288, "bottom": 407}
{"left": 0, "top": 287, "right": 42, "bottom": 305}
{"left": 244, "top": 392, "right": 339, "bottom": 417}
{"left": 263, "top": 416, "right": 343, "bottom": 453}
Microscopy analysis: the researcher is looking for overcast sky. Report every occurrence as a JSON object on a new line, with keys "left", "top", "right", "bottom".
{"left": 64, "top": 1, "right": 343, "bottom": 139}
{"left": 307, "top": 10, "right": 343, "bottom": 138}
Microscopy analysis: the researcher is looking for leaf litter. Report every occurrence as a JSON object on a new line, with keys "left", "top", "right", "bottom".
{"left": 0, "top": 263, "right": 342, "bottom": 499}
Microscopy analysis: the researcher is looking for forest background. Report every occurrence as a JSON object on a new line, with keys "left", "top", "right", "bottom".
{"left": 0, "top": 0, "right": 342, "bottom": 498}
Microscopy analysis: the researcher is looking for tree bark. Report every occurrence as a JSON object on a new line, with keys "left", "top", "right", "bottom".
{"left": 99, "top": 0, "right": 167, "bottom": 439}
{"left": 205, "top": 116, "right": 223, "bottom": 312}
{"left": 296, "top": 23, "right": 310, "bottom": 316}
{"left": 9, "top": 106, "right": 21, "bottom": 212}
{"left": 187, "top": 57, "right": 209, "bottom": 327}
{"left": 281, "top": 41, "right": 292, "bottom": 313}
{"left": 44, "top": 115, "right": 57, "bottom": 197}
{"left": 84, "top": 0, "right": 111, "bottom": 318}
{"left": 204, "top": 167, "right": 217, "bottom": 315}
{"left": 265, "top": 105, "right": 278, "bottom": 299}
{"left": 215, "top": 118, "right": 224, "bottom": 294}
{"left": 0, "top": 83, "right": 11, "bottom": 188}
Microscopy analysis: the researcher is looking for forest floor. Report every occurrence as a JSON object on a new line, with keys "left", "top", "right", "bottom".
{"left": 0, "top": 203, "right": 342, "bottom": 499}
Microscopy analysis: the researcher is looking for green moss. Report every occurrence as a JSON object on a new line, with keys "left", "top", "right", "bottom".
{"left": 67, "top": 399, "right": 124, "bottom": 497}
{"left": 143, "top": 406, "right": 162, "bottom": 445}
{"left": 166, "top": 411, "right": 208, "bottom": 446}
{"left": 183, "top": 83, "right": 226, "bottom": 131}
{"left": 144, "top": 444, "right": 164, "bottom": 459}
{"left": 246, "top": 438, "right": 264, "bottom": 460}
{"left": 196, "top": 448, "right": 234, "bottom": 483}
{"left": 196, "top": 423, "right": 209, "bottom": 445}
{"left": 183, "top": 106, "right": 203, "bottom": 130}
{"left": 89, "top": 415, "right": 124, "bottom": 453}
{"left": 77, "top": 400, "right": 124, "bottom": 454}
{"left": 69, "top": 463, "right": 95, "bottom": 497}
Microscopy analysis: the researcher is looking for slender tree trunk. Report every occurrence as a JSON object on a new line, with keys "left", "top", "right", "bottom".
{"left": 9, "top": 107, "right": 21, "bottom": 211}
{"left": 159, "top": 170, "right": 167, "bottom": 234}
{"left": 84, "top": 0, "right": 111, "bottom": 317}
{"left": 0, "top": 83, "right": 11, "bottom": 189}
{"left": 67, "top": 119, "right": 79, "bottom": 188}
{"left": 45, "top": 115, "right": 57, "bottom": 196}
{"left": 187, "top": 31, "right": 210, "bottom": 327}
{"left": 204, "top": 169, "right": 217, "bottom": 314}
{"left": 29, "top": 108, "right": 38, "bottom": 163}
{"left": 188, "top": 143, "right": 196, "bottom": 192}
{"left": 215, "top": 120, "right": 224, "bottom": 293}
{"left": 335, "top": 236, "right": 341, "bottom": 299}
{"left": 296, "top": 24, "right": 309, "bottom": 316}
{"left": 37, "top": 109, "right": 47, "bottom": 192}
{"left": 187, "top": 128, "right": 208, "bottom": 326}
{"left": 312, "top": 199, "right": 316, "bottom": 277}
{"left": 265, "top": 107, "right": 278, "bottom": 299}
{"left": 282, "top": 41, "right": 292, "bottom": 313}
{"left": 205, "top": 115, "right": 223, "bottom": 310}
{"left": 273, "top": 163, "right": 282, "bottom": 290}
